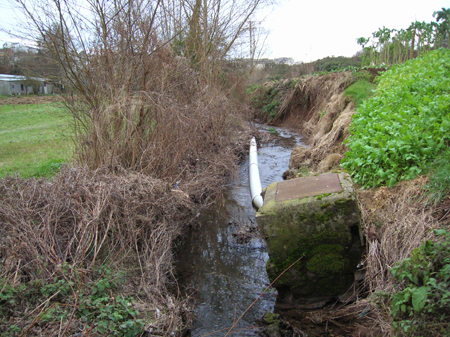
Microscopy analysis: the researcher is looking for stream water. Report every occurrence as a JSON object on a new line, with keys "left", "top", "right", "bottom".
{"left": 177, "top": 125, "right": 305, "bottom": 336}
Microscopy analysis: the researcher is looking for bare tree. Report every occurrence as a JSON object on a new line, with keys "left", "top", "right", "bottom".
{"left": 12, "top": 0, "right": 272, "bottom": 174}
{"left": 159, "top": 0, "right": 273, "bottom": 82}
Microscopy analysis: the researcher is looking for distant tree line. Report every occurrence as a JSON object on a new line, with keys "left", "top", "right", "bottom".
{"left": 356, "top": 8, "right": 450, "bottom": 66}
{"left": 0, "top": 45, "right": 61, "bottom": 79}
{"left": 247, "top": 55, "right": 362, "bottom": 83}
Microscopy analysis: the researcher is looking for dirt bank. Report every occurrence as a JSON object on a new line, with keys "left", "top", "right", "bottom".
{"left": 251, "top": 71, "right": 356, "bottom": 175}
{"left": 251, "top": 71, "right": 447, "bottom": 336}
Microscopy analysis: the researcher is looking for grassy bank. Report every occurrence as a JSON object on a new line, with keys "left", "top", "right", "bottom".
{"left": 0, "top": 102, "right": 73, "bottom": 178}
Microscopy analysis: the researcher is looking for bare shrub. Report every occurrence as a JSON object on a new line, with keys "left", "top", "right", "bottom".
{"left": 71, "top": 59, "right": 248, "bottom": 184}
{"left": 0, "top": 166, "right": 196, "bottom": 333}
{"left": 14, "top": 0, "right": 254, "bottom": 184}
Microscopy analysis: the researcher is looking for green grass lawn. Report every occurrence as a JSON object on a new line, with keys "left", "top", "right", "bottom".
{"left": 0, "top": 102, "right": 74, "bottom": 178}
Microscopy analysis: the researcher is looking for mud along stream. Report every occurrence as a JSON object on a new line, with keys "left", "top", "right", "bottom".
{"left": 176, "top": 125, "right": 305, "bottom": 336}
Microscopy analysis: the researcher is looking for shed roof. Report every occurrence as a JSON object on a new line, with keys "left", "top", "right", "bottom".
{"left": 0, "top": 74, "right": 46, "bottom": 82}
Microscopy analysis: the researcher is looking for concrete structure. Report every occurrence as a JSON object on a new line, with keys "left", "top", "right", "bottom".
{"left": 0, "top": 74, "right": 54, "bottom": 95}
{"left": 256, "top": 172, "right": 363, "bottom": 308}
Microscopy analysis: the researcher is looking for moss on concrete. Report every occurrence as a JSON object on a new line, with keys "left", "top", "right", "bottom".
{"left": 307, "top": 244, "right": 348, "bottom": 275}
{"left": 256, "top": 172, "right": 363, "bottom": 302}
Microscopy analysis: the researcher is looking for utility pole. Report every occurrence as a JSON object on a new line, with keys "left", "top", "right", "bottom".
{"left": 249, "top": 20, "right": 253, "bottom": 68}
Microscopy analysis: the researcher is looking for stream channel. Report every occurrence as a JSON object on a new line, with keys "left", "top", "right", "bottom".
{"left": 177, "top": 125, "right": 305, "bottom": 336}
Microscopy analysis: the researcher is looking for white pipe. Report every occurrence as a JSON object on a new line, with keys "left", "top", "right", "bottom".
{"left": 249, "top": 137, "right": 264, "bottom": 209}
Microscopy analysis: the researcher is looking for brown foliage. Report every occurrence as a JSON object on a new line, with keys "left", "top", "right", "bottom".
{"left": 358, "top": 177, "right": 439, "bottom": 293}
{"left": 279, "top": 72, "right": 354, "bottom": 140}
{"left": 61, "top": 46, "right": 252, "bottom": 203}
{"left": 346, "top": 177, "right": 440, "bottom": 336}
{"left": 0, "top": 166, "right": 196, "bottom": 333}
{"left": 273, "top": 72, "right": 356, "bottom": 173}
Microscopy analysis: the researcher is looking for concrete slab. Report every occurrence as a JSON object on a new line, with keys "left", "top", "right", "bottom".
{"left": 256, "top": 171, "right": 363, "bottom": 308}
{"left": 275, "top": 173, "right": 342, "bottom": 202}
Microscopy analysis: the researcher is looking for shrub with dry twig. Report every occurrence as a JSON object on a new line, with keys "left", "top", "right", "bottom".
{"left": 0, "top": 166, "right": 196, "bottom": 335}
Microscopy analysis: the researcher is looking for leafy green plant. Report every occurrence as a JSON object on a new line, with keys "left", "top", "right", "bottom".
{"left": 248, "top": 83, "right": 289, "bottom": 122}
{"left": 246, "top": 84, "right": 262, "bottom": 96}
{"left": 32, "top": 159, "right": 65, "bottom": 178}
{"left": 263, "top": 100, "right": 280, "bottom": 116}
{"left": 388, "top": 229, "right": 450, "bottom": 336}
{"left": 319, "top": 110, "right": 327, "bottom": 119}
{"left": 0, "top": 325, "right": 21, "bottom": 336}
{"left": 0, "top": 266, "right": 145, "bottom": 336}
{"left": 342, "top": 49, "right": 450, "bottom": 187}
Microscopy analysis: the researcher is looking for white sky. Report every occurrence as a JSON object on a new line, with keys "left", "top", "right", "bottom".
{"left": 262, "top": 0, "right": 450, "bottom": 62}
{"left": 1, "top": 0, "right": 450, "bottom": 62}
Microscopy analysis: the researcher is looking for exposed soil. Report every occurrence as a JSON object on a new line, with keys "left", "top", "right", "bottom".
{"left": 251, "top": 71, "right": 357, "bottom": 177}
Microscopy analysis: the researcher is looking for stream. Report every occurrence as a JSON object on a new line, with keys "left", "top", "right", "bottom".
{"left": 177, "top": 125, "right": 305, "bottom": 336}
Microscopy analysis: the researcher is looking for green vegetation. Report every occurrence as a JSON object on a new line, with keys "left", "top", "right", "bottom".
{"left": 387, "top": 229, "right": 450, "bottom": 336}
{"left": 425, "top": 151, "right": 450, "bottom": 205}
{"left": 249, "top": 81, "right": 294, "bottom": 121}
{"left": 342, "top": 49, "right": 450, "bottom": 187}
{"left": 343, "top": 79, "right": 377, "bottom": 107}
{"left": 312, "top": 55, "right": 361, "bottom": 73}
{"left": 0, "top": 265, "right": 145, "bottom": 336}
{"left": 0, "top": 103, "right": 73, "bottom": 178}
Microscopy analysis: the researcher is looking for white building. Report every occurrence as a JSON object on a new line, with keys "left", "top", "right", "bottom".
{"left": 0, "top": 74, "right": 54, "bottom": 95}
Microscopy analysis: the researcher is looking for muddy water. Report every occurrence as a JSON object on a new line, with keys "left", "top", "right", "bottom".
{"left": 177, "top": 125, "right": 304, "bottom": 336}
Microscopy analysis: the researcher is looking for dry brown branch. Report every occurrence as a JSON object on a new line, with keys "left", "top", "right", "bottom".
{"left": 0, "top": 166, "right": 197, "bottom": 334}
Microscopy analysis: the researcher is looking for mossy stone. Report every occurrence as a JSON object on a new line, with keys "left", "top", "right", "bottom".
{"left": 256, "top": 172, "right": 363, "bottom": 305}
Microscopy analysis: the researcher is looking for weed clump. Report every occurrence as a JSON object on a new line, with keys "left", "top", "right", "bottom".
{"left": 247, "top": 80, "right": 295, "bottom": 122}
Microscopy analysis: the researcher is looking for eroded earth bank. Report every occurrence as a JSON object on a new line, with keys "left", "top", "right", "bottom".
{"left": 249, "top": 69, "right": 449, "bottom": 336}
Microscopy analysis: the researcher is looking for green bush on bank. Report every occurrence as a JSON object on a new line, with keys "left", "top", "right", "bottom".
{"left": 342, "top": 49, "right": 450, "bottom": 187}
{"left": 387, "top": 229, "right": 450, "bottom": 336}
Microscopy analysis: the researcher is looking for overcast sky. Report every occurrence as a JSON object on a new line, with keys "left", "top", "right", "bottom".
{"left": 1, "top": 0, "right": 450, "bottom": 62}
{"left": 262, "top": 0, "right": 450, "bottom": 62}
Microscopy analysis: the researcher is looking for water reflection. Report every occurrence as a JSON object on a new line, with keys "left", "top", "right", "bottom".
{"left": 177, "top": 126, "right": 304, "bottom": 336}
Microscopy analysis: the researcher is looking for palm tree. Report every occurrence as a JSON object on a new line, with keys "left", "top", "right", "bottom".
{"left": 433, "top": 8, "right": 450, "bottom": 48}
